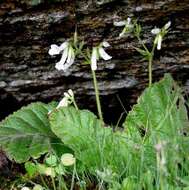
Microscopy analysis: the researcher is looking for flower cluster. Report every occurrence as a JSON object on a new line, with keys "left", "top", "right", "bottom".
{"left": 49, "top": 34, "right": 112, "bottom": 72}
{"left": 91, "top": 41, "right": 112, "bottom": 70}
{"left": 49, "top": 41, "right": 75, "bottom": 71}
{"left": 151, "top": 21, "right": 171, "bottom": 50}
{"left": 114, "top": 17, "right": 134, "bottom": 37}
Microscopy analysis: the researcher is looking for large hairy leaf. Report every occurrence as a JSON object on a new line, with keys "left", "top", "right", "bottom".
{"left": 0, "top": 102, "right": 60, "bottom": 163}
{"left": 123, "top": 74, "right": 189, "bottom": 180}
{"left": 124, "top": 74, "right": 189, "bottom": 138}
{"left": 49, "top": 107, "right": 116, "bottom": 170}
{"left": 49, "top": 107, "right": 138, "bottom": 175}
{"left": 49, "top": 107, "right": 102, "bottom": 154}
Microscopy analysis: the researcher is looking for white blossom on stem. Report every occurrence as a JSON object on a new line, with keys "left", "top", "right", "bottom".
{"left": 164, "top": 21, "right": 171, "bottom": 30}
{"left": 56, "top": 89, "right": 74, "bottom": 109}
{"left": 90, "top": 41, "right": 112, "bottom": 71}
{"left": 117, "top": 17, "right": 133, "bottom": 37}
{"left": 113, "top": 20, "right": 127, "bottom": 27}
{"left": 151, "top": 21, "right": 171, "bottom": 50}
{"left": 48, "top": 41, "right": 75, "bottom": 72}
{"left": 91, "top": 47, "right": 98, "bottom": 71}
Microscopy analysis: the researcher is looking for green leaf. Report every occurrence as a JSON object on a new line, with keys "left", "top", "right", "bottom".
{"left": 133, "top": 47, "right": 150, "bottom": 60}
{"left": 124, "top": 74, "right": 189, "bottom": 139}
{"left": 0, "top": 102, "right": 62, "bottom": 163}
{"left": 25, "top": 161, "right": 38, "bottom": 178}
{"left": 55, "top": 164, "right": 65, "bottom": 175}
{"left": 49, "top": 107, "right": 114, "bottom": 171}
{"left": 45, "top": 155, "right": 57, "bottom": 167}
{"left": 49, "top": 107, "right": 101, "bottom": 153}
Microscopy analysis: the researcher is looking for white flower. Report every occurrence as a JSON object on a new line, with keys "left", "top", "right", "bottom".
{"left": 127, "top": 17, "right": 132, "bottom": 26}
{"left": 91, "top": 47, "right": 98, "bottom": 71}
{"left": 151, "top": 28, "right": 161, "bottom": 35}
{"left": 48, "top": 44, "right": 61, "bottom": 55}
{"left": 98, "top": 47, "right": 112, "bottom": 60}
{"left": 164, "top": 21, "right": 171, "bottom": 30}
{"left": 91, "top": 42, "right": 112, "bottom": 71}
{"left": 152, "top": 29, "right": 162, "bottom": 50}
{"left": 118, "top": 17, "right": 133, "bottom": 37}
{"left": 102, "top": 41, "right": 110, "bottom": 48}
{"left": 49, "top": 41, "right": 75, "bottom": 72}
{"left": 56, "top": 89, "right": 74, "bottom": 109}
{"left": 113, "top": 20, "right": 127, "bottom": 27}
{"left": 55, "top": 46, "right": 69, "bottom": 70}
{"left": 49, "top": 42, "right": 68, "bottom": 56}
{"left": 157, "top": 35, "right": 162, "bottom": 50}
{"left": 151, "top": 21, "right": 171, "bottom": 50}
{"left": 56, "top": 97, "right": 69, "bottom": 108}
{"left": 61, "top": 153, "right": 76, "bottom": 166}
{"left": 64, "top": 89, "right": 74, "bottom": 98}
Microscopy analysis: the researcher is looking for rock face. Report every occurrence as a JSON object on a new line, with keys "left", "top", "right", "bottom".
{"left": 0, "top": 0, "right": 189, "bottom": 123}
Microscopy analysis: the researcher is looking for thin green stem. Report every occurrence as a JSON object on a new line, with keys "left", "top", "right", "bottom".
{"left": 92, "top": 70, "right": 104, "bottom": 124}
{"left": 72, "top": 98, "right": 79, "bottom": 110}
{"left": 70, "top": 164, "right": 76, "bottom": 190}
{"left": 135, "top": 33, "right": 157, "bottom": 87}
{"left": 75, "top": 46, "right": 103, "bottom": 124}
{"left": 58, "top": 176, "right": 68, "bottom": 190}
{"left": 148, "top": 56, "right": 152, "bottom": 87}
{"left": 39, "top": 174, "right": 49, "bottom": 189}
{"left": 148, "top": 42, "right": 156, "bottom": 87}
{"left": 136, "top": 35, "right": 150, "bottom": 54}
{"left": 98, "top": 180, "right": 104, "bottom": 190}
{"left": 51, "top": 176, "right": 56, "bottom": 190}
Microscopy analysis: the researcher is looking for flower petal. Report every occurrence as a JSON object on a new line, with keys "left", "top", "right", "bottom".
{"left": 98, "top": 47, "right": 112, "bottom": 60}
{"left": 157, "top": 35, "right": 162, "bottom": 50}
{"left": 66, "top": 47, "right": 73, "bottom": 65}
{"left": 56, "top": 97, "right": 69, "bottom": 108}
{"left": 64, "top": 92, "right": 70, "bottom": 98}
{"left": 48, "top": 44, "right": 61, "bottom": 55}
{"left": 164, "top": 21, "right": 171, "bottom": 30}
{"left": 113, "top": 20, "right": 127, "bottom": 27}
{"left": 91, "top": 47, "right": 98, "bottom": 71}
{"left": 127, "top": 17, "right": 131, "bottom": 25}
{"left": 151, "top": 28, "right": 160, "bottom": 35}
{"left": 63, "top": 51, "right": 75, "bottom": 71}
{"left": 55, "top": 47, "right": 68, "bottom": 71}
{"left": 59, "top": 41, "right": 69, "bottom": 51}
{"left": 68, "top": 89, "right": 74, "bottom": 97}
{"left": 102, "top": 41, "right": 110, "bottom": 48}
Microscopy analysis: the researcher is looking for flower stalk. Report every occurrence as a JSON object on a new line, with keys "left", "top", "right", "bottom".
{"left": 115, "top": 18, "right": 171, "bottom": 87}
{"left": 48, "top": 33, "right": 112, "bottom": 125}
{"left": 92, "top": 69, "right": 103, "bottom": 123}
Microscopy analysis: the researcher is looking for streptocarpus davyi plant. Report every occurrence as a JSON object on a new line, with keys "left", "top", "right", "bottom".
{"left": 1, "top": 19, "right": 189, "bottom": 190}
